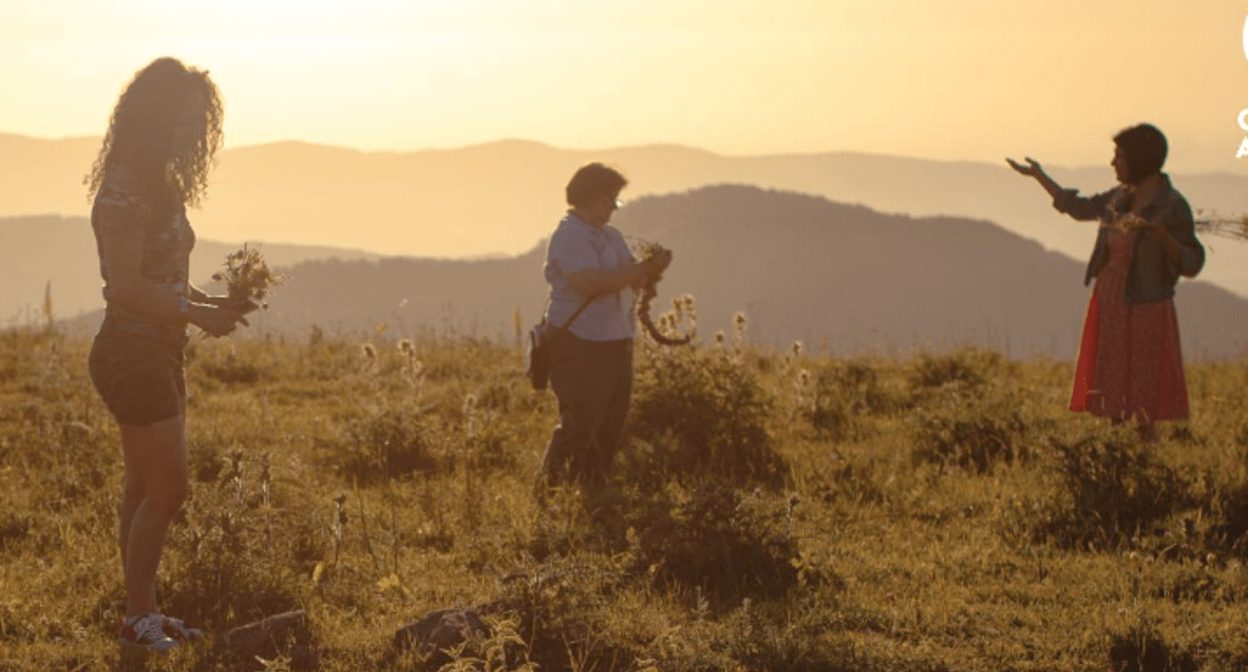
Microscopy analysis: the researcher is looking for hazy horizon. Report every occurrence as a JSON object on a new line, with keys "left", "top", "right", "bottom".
{"left": 5, "top": 134, "right": 1248, "bottom": 287}
{"left": 13, "top": 130, "right": 1241, "bottom": 173}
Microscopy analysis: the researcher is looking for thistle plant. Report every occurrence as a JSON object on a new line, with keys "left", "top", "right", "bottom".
{"left": 730, "top": 312, "right": 748, "bottom": 360}
{"left": 397, "top": 338, "right": 423, "bottom": 400}
{"left": 794, "top": 367, "right": 813, "bottom": 419}
{"left": 212, "top": 243, "right": 285, "bottom": 309}
{"left": 360, "top": 342, "right": 379, "bottom": 376}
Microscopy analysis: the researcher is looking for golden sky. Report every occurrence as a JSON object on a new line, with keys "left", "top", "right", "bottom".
{"left": 3, "top": 0, "right": 1248, "bottom": 172}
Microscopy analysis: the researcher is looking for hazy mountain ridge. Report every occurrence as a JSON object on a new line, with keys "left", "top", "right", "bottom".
{"left": 5, "top": 134, "right": 1247, "bottom": 297}
{"left": 49, "top": 185, "right": 1248, "bottom": 361}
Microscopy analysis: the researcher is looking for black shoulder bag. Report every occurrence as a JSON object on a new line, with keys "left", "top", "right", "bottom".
{"left": 527, "top": 296, "right": 596, "bottom": 391}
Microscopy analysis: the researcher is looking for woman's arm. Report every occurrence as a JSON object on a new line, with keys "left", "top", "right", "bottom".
{"left": 1007, "top": 156, "right": 1110, "bottom": 222}
{"left": 101, "top": 236, "right": 249, "bottom": 336}
{"left": 188, "top": 283, "right": 211, "bottom": 303}
{"left": 1149, "top": 199, "right": 1205, "bottom": 278}
{"left": 188, "top": 282, "right": 259, "bottom": 313}
{"left": 101, "top": 234, "right": 188, "bottom": 322}
{"left": 565, "top": 259, "right": 646, "bottom": 296}
{"left": 564, "top": 249, "right": 672, "bottom": 297}
{"left": 1006, "top": 157, "right": 1064, "bottom": 199}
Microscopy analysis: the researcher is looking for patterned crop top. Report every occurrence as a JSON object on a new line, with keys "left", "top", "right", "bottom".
{"left": 91, "top": 168, "right": 196, "bottom": 319}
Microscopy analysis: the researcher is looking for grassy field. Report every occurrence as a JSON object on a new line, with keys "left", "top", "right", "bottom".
{"left": 3, "top": 313, "right": 1248, "bottom": 671}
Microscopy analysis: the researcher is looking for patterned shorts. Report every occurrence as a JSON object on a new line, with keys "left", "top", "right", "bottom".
{"left": 88, "top": 317, "right": 187, "bottom": 426}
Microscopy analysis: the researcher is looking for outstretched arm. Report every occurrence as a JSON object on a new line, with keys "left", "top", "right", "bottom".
{"left": 1006, "top": 157, "right": 1064, "bottom": 199}
{"left": 1006, "top": 156, "right": 1111, "bottom": 222}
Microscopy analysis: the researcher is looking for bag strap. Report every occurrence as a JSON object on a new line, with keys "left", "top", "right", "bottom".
{"left": 558, "top": 294, "right": 598, "bottom": 330}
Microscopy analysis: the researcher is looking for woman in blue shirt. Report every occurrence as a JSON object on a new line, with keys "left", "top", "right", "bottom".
{"left": 538, "top": 163, "right": 671, "bottom": 491}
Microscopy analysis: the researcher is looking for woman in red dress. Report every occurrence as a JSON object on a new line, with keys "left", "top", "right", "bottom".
{"left": 1007, "top": 124, "right": 1204, "bottom": 441}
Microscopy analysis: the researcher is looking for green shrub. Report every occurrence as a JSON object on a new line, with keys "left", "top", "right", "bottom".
{"left": 620, "top": 481, "right": 802, "bottom": 606}
{"left": 907, "top": 348, "right": 1006, "bottom": 392}
{"left": 1208, "top": 444, "right": 1248, "bottom": 556}
{"left": 798, "top": 359, "right": 905, "bottom": 441}
{"left": 1038, "top": 428, "right": 1195, "bottom": 548}
{"left": 910, "top": 391, "right": 1031, "bottom": 473}
{"left": 629, "top": 346, "right": 785, "bottom": 487}
{"left": 1107, "top": 619, "right": 1198, "bottom": 672}
{"left": 340, "top": 407, "right": 439, "bottom": 484}
{"left": 198, "top": 348, "right": 265, "bottom": 385}
{"left": 163, "top": 488, "right": 303, "bottom": 632}
{"left": 495, "top": 554, "right": 636, "bottom": 672}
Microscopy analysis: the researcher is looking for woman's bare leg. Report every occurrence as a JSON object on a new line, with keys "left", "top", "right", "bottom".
{"left": 118, "top": 455, "right": 144, "bottom": 583}
{"left": 119, "top": 414, "right": 188, "bottom": 617}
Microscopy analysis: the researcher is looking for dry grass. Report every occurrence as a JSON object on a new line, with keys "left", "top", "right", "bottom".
{"left": 3, "top": 319, "right": 1248, "bottom": 671}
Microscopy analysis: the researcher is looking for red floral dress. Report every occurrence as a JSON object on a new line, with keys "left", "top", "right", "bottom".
{"left": 1069, "top": 225, "right": 1189, "bottom": 422}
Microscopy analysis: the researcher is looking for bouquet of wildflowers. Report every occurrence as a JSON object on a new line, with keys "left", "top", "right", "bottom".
{"left": 212, "top": 244, "right": 285, "bottom": 309}
{"left": 1114, "top": 212, "right": 1150, "bottom": 232}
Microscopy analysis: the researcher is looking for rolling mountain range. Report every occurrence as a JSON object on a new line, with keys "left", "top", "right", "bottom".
{"left": 4, "top": 133, "right": 1248, "bottom": 299}
{"left": 38, "top": 185, "right": 1248, "bottom": 361}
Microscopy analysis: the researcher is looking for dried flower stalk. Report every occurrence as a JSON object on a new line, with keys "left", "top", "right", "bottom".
{"left": 1194, "top": 212, "right": 1248, "bottom": 243}
{"left": 628, "top": 235, "right": 691, "bottom": 346}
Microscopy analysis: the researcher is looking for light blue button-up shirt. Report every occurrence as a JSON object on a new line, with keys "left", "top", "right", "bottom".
{"left": 544, "top": 213, "right": 636, "bottom": 341}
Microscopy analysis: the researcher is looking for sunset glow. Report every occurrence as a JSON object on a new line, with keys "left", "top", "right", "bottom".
{"left": 2, "top": 0, "right": 1247, "bottom": 171}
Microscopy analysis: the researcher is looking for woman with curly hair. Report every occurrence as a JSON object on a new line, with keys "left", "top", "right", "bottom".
{"left": 86, "top": 57, "right": 253, "bottom": 652}
{"left": 1008, "top": 123, "right": 1204, "bottom": 442}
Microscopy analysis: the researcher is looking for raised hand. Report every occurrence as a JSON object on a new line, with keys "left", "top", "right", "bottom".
{"left": 1005, "top": 156, "right": 1046, "bottom": 178}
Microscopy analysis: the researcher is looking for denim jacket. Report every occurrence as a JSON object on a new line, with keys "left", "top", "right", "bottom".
{"left": 1052, "top": 173, "right": 1203, "bottom": 304}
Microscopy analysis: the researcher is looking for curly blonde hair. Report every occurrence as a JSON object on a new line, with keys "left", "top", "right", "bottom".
{"left": 85, "top": 57, "right": 224, "bottom": 208}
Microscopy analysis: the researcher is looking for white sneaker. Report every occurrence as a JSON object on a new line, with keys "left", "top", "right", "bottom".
{"left": 118, "top": 614, "right": 179, "bottom": 653}
{"left": 162, "top": 615, "right": 203, "bottom": 643}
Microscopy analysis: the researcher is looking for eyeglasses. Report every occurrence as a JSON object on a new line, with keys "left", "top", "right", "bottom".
{"left": 604, "top": 198, "right": 623, "bottom": 210}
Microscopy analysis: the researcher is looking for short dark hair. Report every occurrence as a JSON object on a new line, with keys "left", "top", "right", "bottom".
{"left": 1113, "top": 123, "right": 1167, "bottom": 184}
{"left": 565, "top": 162, "right": 628, "bottom": 208}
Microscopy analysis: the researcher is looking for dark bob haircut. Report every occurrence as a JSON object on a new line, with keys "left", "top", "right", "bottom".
{"left": 1113, "top": 123, "right": 1167, "bottom": 184}
{"left": 565, "top": 162, "right": 628, "bottom": 208}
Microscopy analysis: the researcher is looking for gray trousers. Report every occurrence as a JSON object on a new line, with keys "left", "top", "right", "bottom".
{"left": 539, "top": 332, "right": 633, "bottom": 488}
